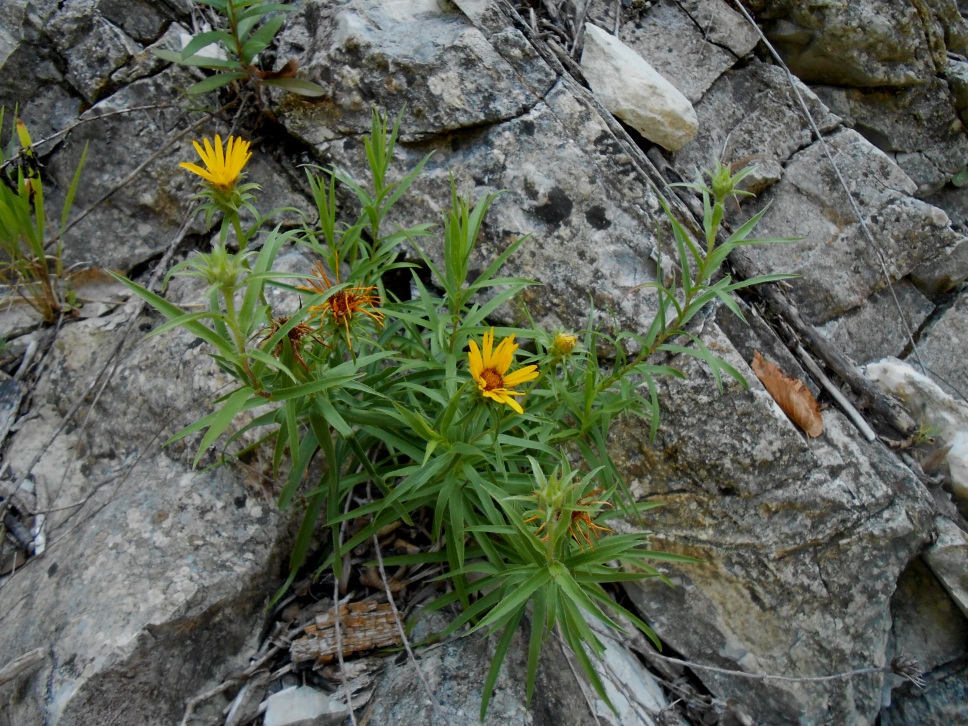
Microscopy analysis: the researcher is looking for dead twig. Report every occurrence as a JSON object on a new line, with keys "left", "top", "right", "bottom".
{"left": 333, "top": 494, "right": 360, "bottom": 726}
{"left": 728, "top": 0, "right": 929, "bottom": 384}
{"left": 371, "top": 531, "right": 450, "bottom": 726}
{"left": 0, "top": 200, "right": 197, "bottom": 578}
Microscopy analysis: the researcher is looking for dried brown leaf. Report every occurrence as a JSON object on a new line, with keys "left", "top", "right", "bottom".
{"left": 751, "top": 350, "right": 823, "bottom": 437}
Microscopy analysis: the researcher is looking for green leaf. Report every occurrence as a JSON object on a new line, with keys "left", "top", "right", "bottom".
{"left": 468, "top": 566, "right": 551, "bottom": 635}
{"left": 480, "top": 606, "right": 527, "bottom": 721}
{"left": 108, "top": 272, "right": 236, "bottom": 358}
{"left": 187, "top": 72, "right": 247, "bottom": 95}
{"left": 240, "top": 15, "right": 285, "bottom": 63}
{"left": 262, "top": 77, "right": 326, "bottom": 97}
{"left": 153, "top": 49, "right": 240, "bottom": 70}
{"left": 59, "top": 141, "right": 88, "bottom": 236}
{"left": 181, "top": 30, "right": 234, "bottom": 60}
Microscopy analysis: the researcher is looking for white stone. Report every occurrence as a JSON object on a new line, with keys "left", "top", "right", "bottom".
{"left": 263, "top": 686, "right": 348, "bottom": 726}
{"left": 580, "top": 23, "right": 698, "bottom": 151}
{"left": 866, "top": 357, "right": 968, "bottom": 501}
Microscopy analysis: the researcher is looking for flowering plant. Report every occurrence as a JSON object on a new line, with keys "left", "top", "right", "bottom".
{"left": 114, "top": 109, "right": 794, "bottom": 718}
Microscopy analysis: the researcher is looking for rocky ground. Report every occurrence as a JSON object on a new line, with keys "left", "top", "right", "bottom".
{"left": 1, "top": 1, "right": 968, "bottom": 724}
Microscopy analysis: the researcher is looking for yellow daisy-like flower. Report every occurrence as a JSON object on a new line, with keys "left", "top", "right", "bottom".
{"left": 468, "top": 328, "right": 539, "bottom": 414}
{"left": 179, "top": 135, "right": 252, "bottom": 190}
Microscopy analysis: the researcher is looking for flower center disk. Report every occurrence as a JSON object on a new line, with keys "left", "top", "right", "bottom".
{"left": 480, "top": 368, "right": 504, "bottom": 391}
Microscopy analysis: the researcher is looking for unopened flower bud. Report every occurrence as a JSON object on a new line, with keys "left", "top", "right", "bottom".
{"left": 552, "top": 332, "right": 577, "bottom": 357}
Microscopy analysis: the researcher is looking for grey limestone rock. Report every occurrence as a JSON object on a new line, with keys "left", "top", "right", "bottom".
{"left": 913, "top": 289, "right": 968, "bottom": 402}
{"left": 673, "top": 62, "right": 840, "bottom": 195}
{"left": 0, "top": 304, "right": 290, "bottom": 725}
{"left": 884, "top": 555, "right": 968, "bottom": 726}
{"left": 923, "top": 515, "right": 968, "bottom": 619}
{"left": 816, "top": 280, "right": 935, "bottom": 365}
{"left": 614, "top": 316, "right": 935, "bottom": 725}
{"left": 742, "top": 0, "right": 946, "bottom": 86}
{"left": 814, "top": 80, "right": 968, "bottom": 197}
{"left": 589, "top": 0, "right": 753, "bottom": 105}
{"left": 731, "top": 128, "right": 968, "bottom": 325}
{"left": 272, "top": 0, "right": 555, "bottom": 143}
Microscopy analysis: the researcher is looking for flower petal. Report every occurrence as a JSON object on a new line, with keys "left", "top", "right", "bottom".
{"left": 492, "top": 335, "right": 518, "bottom": 375}
{"left": 496, "top": 392, "right": 524, "bottom": 414}
{"left": 502, "top": 365, "right": 539, "bottom": 387}
{"left": 178, "top": 161, "right": 218, "bottom": 185}
{"left": 482, "top": 328, "right": 494, "bottom": 369}
{"left": 468, "top": 340, "right": 484, "bottom": 380}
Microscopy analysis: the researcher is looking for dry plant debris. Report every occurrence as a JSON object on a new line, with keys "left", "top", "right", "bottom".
{"left": 290, "top": 601, "right": 402, "bottom": 665}
{"left": 751, "top": 350, "right": 824, "bottom": 437}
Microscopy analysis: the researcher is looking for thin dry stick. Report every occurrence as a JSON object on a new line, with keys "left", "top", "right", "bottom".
{"left": 794, "top": 342, "right": 877, "bottom": 441}
{"left": 553, "top": 625, "right": 604, "bottom": 726}
{"left": 371, "top": 532, "right": 450, "bottom": 726}
{"left": 570, "top": 0, "right": 592, "bottom": 55}
{"left": 729, "top": 0, "right": 928, "bottom": 377}
{"left": 333, "top": 494, "right": 360, "bottom": 726}
{"left": 642, "top": 650, "right": 923, "bottom": 688}
{"left": 0, "top": 104, "right": 184, "bottom": 173}
{"left": 0, "top": 202, "right": 197, "bottom": 556}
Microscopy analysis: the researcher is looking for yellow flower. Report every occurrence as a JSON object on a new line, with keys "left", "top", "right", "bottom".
{"left": 552, "top": 332, "right": 578, "bottom": 357}
{"left": 179, "top": 135, "right": 252, "bottom": 190}
{"left": 299, "top": 260, "right": 384, "bottom": 348}
{"left": 468, "top": 328, "right": 539, "bottom": 414}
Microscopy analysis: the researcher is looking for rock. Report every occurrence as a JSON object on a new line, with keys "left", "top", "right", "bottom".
{"left": 614, "top": 317, "right": 935, "bottom": 725}
{"left": 675, "top": 0, "right": 761, "bottom": 58}
{"left": 946, "top": 56, "right": 968, "bottom": 125}
{"left": 0, "top": 298, "right": 290, "bottom": 724}
{"left": 47, "top": 1, "right": 144, "bottom": 103}
{"left": 0, "top": 1, "right": 78, "bottom": 142}
{"left": 890, "top": 556, "right": 968, "bottom": 674}
{"left": 865, "top": 357, "right": 968, "bottom": 443}
{"left": 365, "top": 610, "right": 668, "bottom": 725}
{"left": 912, "top": 290, "right": 968, "bottom": 402}
{"left": 589, "top": 0, "right": 752, "bottom": 104}
{"left": 880, "top": 661, "right": 968, "bottom": 726}
{"left": 923, "top": 516, "right": 968, "bottom": 619}
{"left": 814, "top": 80, "right": 968, "bottom": 196}
{"left": 925, "top": 182, "right": 968, "bottom": 236}
{"left": 743, "top": 0, "right": 945, "bottom": 86}
{"left": 673, "top": 62, "right": 840, "bottom": 196}
{"left": 730, "top": 128, "right": 968, "bottom": 325}
{"left": 263, "top": 685, "right": 348, "bottom": 726}
{"left": 816, "top": 280, "right": 934, "bottom": 364}
{"left": 286, "top": 75, "right": 669, "bottom": 334}
{"left": 580, "top": 22, "right": 698, "bottom": 151}
{"left": 272, "top": 0, "right": 554, "bottom": 143}
{"left": 866, "top": 356, "right": 968, "bottom": 500}
{"left": 884, "top": 554, "right": 968, "bottom": 726}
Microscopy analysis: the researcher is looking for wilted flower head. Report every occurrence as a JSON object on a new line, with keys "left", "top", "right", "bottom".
{"left": 179, "top": 135, "right": 252, "bottom": 191}
{"left": 299, "top": 260, "right": 384, "bottom": 348}
{"left": 468, "top": 328, "right": 539, "bottom": 414}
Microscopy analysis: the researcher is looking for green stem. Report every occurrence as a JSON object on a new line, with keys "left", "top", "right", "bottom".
{"left": 222, "top": 284, "right": 257, "bottom": 388}
{"left": 230, "top": 212, "right": 246, "bottom": 250}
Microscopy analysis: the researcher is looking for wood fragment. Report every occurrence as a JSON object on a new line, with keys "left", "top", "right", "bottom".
{"left": 290, "top": 602, "right": 401, "bottom": 665}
